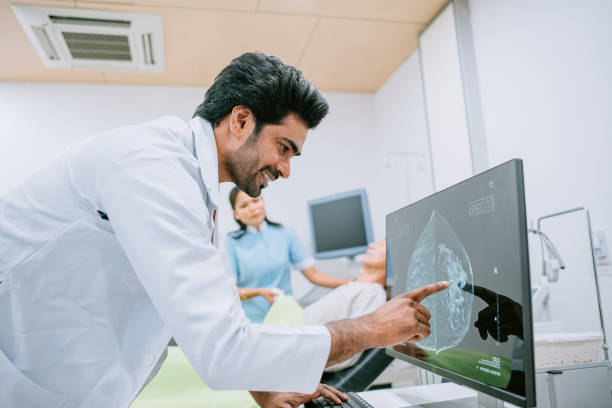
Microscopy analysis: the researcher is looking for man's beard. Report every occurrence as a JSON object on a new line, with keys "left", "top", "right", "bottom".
{"left": 226, "top": 132, "right": 265, "bottom": 197}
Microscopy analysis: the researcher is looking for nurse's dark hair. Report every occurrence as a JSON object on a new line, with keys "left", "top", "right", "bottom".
{"left": 228, "top": 186, "right": 281, "bottom": 239}
{"left": 193, "top": 52, "right": 329, "bottom": 134}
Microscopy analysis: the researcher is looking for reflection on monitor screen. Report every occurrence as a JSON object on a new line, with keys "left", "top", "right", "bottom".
{"left": 386, "top": 159, "right": 535, "bottom": 407}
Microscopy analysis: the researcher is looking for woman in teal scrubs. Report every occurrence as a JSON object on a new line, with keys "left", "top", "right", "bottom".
{"left": 225, "top": 187, "right": 350, "bottom": 323}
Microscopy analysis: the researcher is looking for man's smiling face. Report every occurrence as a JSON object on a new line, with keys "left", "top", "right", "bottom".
{"left": 227, "top": 112, "right": 306, "bottom": 197}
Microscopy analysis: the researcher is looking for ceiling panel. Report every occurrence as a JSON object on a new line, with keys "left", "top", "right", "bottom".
{"left": 299, "top": 17, "right": 422, "bottom": 92}
{"left": 133, "top": 0, "right": 257, "bottom": 12}
{"left": 88, "top": 4, "right": 317, "bottom": 86}
{"left": 2, "top": 0, "right": 440, "bottom": 92}
{"left": 0, "top": 1, "right": 105, "bottom": 83}
{"left": 10, "top": 0, "right": 75, "bottom": 5}
{"left": 77, "top": 0, "right": 133, "bottom": 5}
{"left": 259, "top": 0, "right": 447, "bottom": 24}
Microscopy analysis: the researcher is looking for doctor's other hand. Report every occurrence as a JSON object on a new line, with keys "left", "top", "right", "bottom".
{"left": 366, "top": 281, "right": 449, "bottom": 346}
{"left": 470, "top": 284, "right": 523, "bottom": 342}
{"left": 250, "top": 383, "right": 347, "bottom": 408}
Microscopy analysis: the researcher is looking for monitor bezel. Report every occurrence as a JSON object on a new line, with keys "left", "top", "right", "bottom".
{"left": 307, "top": 188, "right": 374, "bottom": 259}
{"left": 385, "top": 159, "right": 535, "bottom": 407}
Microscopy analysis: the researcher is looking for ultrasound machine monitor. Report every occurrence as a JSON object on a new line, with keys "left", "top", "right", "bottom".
{"left": 307, "top": 189, "right": 374, "bottom": 259}
{"left": 386, "top": 159, "right": 535, "bottom": 407}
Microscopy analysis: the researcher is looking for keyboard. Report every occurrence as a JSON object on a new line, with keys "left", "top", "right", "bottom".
{"left": 305, "top": 391, "right": 373, "bottom": 408}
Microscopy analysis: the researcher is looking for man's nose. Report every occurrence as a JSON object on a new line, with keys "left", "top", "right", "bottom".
{"left": 277, "top": 158, "right": 291, "bottom": 179}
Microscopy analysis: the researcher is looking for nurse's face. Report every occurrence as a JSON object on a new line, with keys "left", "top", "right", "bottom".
{"left": 227, "top": 112, "right": 307, "bottom": 197}
{"left": 233, "top": 190, "right": 266, "bottom": 228}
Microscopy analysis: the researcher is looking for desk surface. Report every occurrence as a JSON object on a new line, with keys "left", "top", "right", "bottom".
{"left": 358, "top": 382, "right": 515, "bottom": 408}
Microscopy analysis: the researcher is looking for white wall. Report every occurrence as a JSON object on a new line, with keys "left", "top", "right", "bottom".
{"left": 375, "top": 0, "right": 612, "bottom": 341}
{"left": 5, "top": 0, "right": 610, "bottom": 341}
{"left": 0, "top": 83, "right": 203, "bottom": 193}
{"left": 375, "top": 52, "right": 433, "bottom": 214}
{"left": 381, "top": 0, "right": 612, "bottom": 342}
{"left": 467, "top": 0, "right": 612, "bottom": 339}
{"left": 0, "top": 82, "right": 386, "bottom": 296}
{"left": 372, "top": 0, "right": 612, "bottom": 341}
{"left": 419, "top": 2, "right": 474, "bottom": 191}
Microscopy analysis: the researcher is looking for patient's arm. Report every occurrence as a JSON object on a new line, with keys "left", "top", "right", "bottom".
{"left": 250, "top": 384, "right": 346, "bottom": 408}
{"left": 301, "top": 266, "right": 351, "bottom": 288}
{"left": 325, "top": 281, "right": 448, "bottom": 367}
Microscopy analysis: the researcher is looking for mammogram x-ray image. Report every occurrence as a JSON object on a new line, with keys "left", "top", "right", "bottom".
{"left": 406, "top": 210, "right": 474, "bottom": 353}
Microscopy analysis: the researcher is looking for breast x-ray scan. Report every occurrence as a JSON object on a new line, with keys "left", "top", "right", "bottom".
{"left": 387, "top": 159, "right": 534, "bottom": 407}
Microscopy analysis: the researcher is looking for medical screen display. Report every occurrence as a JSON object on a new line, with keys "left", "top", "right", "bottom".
{"left": 387, "top": 159, "right": 534, "bottom": 407}
{"left": 310, "top": 195, "right": 367, "bottom": 253}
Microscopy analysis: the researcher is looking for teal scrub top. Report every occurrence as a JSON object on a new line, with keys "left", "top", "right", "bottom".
{"left": 224, "top": 222, "right": 314, "bottom": 323}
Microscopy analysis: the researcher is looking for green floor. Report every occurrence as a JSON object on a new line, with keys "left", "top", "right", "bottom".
{"left": 132, "top": 296, "right": 305, "bottom": 407}
{"left": 131, "top": 346, "right": 258, "bottom": 408}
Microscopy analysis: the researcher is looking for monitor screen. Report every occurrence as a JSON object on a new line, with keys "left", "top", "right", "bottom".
{"left": 386, "top": 159, "right": 535, "bottom": 407}
{"left": 307, "top": 189, "right": 374, "bottom": 259}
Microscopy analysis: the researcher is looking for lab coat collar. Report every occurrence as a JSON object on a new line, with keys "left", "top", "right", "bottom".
{"left": 246, "top": 221, "right": 268, "bottom": 234}
{"left": 189, "top": 116, "right": 220, "bottom": 208}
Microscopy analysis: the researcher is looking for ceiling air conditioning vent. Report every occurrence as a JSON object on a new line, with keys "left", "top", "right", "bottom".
{"left": 11, "top": 5, "right": 165, "bottom": 73}
{"left": 63, "top": 32, "right": 132, "bottom": 61}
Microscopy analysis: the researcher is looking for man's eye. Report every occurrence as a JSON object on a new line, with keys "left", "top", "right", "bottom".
{"left": 280, "top": 144, "right": 289, "bottom": 153}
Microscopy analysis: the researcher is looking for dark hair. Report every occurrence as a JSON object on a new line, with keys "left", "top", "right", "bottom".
{"left": 193, "top": 52, "right": 329, "bottom": 133}
{"left": 228, "top": 186, "right": 281, "bottom": 239}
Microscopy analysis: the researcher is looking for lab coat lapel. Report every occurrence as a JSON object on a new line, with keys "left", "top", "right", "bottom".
{"left": 189, "top": 116, "right": 220, "bottom": 209}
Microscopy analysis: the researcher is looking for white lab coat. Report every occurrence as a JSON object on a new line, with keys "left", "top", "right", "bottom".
{"left": 0, "top": 116, "right": 330, "bottom": 408}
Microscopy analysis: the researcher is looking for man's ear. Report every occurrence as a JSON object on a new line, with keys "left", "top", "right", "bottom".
{"left": 229, "top": 105, "right": 256, "bottom": 144}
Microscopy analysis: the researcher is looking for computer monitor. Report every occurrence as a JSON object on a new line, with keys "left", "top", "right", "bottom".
{"left": 307, "top": 189, "right": 374, "bottom": 259}
{"left": 386, "top": 159, "right": 535, "bottom": 407}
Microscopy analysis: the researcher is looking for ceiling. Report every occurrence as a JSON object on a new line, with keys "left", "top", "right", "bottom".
{"left": 1, "top": 0, "right": 447, "bottom": 92}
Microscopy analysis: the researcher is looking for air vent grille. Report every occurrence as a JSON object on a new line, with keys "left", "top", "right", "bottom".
{"left": 49, "top": 15, "right": 131, "bottom": 28}
{"left": 62, "top": 31, "right": 131, "bottom": 61}
{"left": 32, "top": 26, "right": 59, "bottom": 60}
{"left": 141, "top": 33, "right": 155, "bottom": 65}
{"left": 12, "top": 4, "right": 164, "bottom": 71}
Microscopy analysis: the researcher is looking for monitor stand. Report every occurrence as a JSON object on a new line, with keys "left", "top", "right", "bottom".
{"left": 477, "top": 392, "right": 504, "bottom": 408}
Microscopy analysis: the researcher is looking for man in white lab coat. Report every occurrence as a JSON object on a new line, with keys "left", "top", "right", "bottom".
{"left": 0, "top": 52, "right": 447, "bottom": 408}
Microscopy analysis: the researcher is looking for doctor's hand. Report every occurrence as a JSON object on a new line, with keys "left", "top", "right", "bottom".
{"left": 250, "top": 383, "right": 347, "bottom": 408}
{"left": 366, "top": 281, "right": 450, "bottom": 345}
{"left": 324, "top": 281, "right": 448, "bottom": 367}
